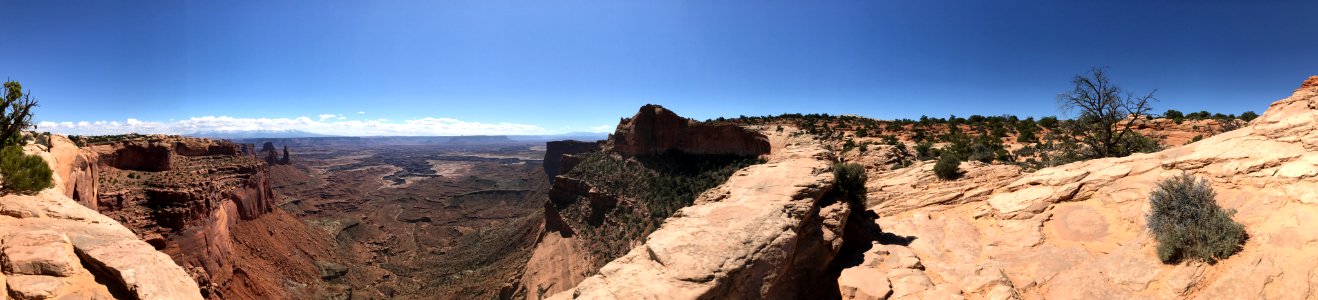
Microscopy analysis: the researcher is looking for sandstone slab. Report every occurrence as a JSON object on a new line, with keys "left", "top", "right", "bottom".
{"left": 561, "top": 127, "right": 837, "bottom": 299}
{"left": 864, "top": 76, "right": 1318, "bottom": 299}
{"left": 1, "top": 230, "right": 79, "bottom": 277}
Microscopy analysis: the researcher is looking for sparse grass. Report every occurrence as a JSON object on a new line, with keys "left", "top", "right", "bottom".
{"left": 1147, "top": 173, "right": 1246, "bottom": 264}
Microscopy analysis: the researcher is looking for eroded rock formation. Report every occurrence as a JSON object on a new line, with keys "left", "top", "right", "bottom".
{"left": 610, "top": 104, "right": 770, "bottom": 157}
{"left": 87, "top": 136, "right": 287, "bottom": 298}
{"left": 1, "top": 137, "right": 204, "bottom": 300}
{"left": 553, "top": 127, "right": 846, "bottom": 299}
{"left": 44, "top": 135, "right": 101, "bottom": 209}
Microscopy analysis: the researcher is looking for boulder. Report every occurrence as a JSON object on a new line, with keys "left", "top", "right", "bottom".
{"left": 1, "top": 230, "right": 79, "bottom": 277}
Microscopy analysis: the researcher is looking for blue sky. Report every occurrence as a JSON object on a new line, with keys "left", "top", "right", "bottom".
{"left": 3, "top": 1, "right": 1316, "bottom": 136}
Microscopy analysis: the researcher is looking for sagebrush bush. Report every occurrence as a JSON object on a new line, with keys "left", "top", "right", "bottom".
{"left": 933, "top": 155, "right": 960, "bottom": 180}
{"left": 833, "top": 163, "right": 868, "bottom": 212}
{"left": 1, "top": 146, "right": 53, "bottom": 194}
{"left": 1146, "top": 173, "right": 1246, "bottom": 264}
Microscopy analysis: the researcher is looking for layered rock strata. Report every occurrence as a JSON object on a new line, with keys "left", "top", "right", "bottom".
{"left": 87, "top": 136, "right": 280, "bottom": 298}
{"left": 0, "top": 137, "right": 204, "bottom": 299}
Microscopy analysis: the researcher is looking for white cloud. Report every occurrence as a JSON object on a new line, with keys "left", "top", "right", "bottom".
{"left": 357, "top": 111, "right": 366, "bottom": 114}
{"left": 37, "top": 115, "right": 549, "bottom": 136}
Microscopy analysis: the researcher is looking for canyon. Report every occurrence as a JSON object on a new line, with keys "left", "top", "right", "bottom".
{"left": 4, "top": 133, "right": 552, "bottom": 299}
{"left": 3, "top": 76, "right": 1316, "bottom": 299}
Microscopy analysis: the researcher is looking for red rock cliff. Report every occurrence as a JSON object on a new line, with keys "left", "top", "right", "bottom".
{"left": 86, "top": 136, "right": 277, "bottom": 298}
{"left": 609, "top": 104, "right": 770, "bottom": 157}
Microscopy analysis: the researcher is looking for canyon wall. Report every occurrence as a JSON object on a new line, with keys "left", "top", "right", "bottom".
{"left": 85, "top": 136, "right": 302, "bottom": 299}
{"left": 1, "top": 136, "right": 203, "bottom": 299}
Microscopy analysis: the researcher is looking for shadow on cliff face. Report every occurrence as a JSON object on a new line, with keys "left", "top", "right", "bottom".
{"left": 74, "top": 247, "right": 138, "bottom": 300}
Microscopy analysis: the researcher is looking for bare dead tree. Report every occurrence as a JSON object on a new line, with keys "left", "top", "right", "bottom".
{"left": 1057, "top": 67, "right": 1156, "bottom": 158}
{"left": 1, "top": 80, "right": 39, "bottom": 147}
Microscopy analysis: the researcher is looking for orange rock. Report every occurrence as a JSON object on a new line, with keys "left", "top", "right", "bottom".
{"left": 610, "top": 104, "right": 770, "bottom": 157}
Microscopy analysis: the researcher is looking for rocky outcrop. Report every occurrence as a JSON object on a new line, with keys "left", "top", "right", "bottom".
{"left": 839, "top": 76, "right": 1318, "bottom": 299}
{"left": 609, "top": 104, "right": 770, "bottom": 157}
{"left": 255, "top": 142, "right": 291, "bottom": 165}
{"left": 553, "top": 127, "right": 847, "bottom": 299}
{"left": 840, "top": 143, "right": 915, "bottom": 173}
{"left": 42, "top": 135, "right": 100, "bottom": 209}
{"left": 543, "top": 140, "right": 601, "bottom": 183}
{"left": 91, "top": 140, "right": 173, "bottom": 172}
{"left": 1, "top": 137, "right": 204, "bottom": 300}
{"left": 1128, "top": 117, "right": 1238, "bottom": 147}
{"left": 87, "top": 137, "right": 243, "bottom": 172}
{"left": 173, "top": 138, "right": 241, "bottom": 157}
{"left": 238, "top": 143, "right": 258, "bottom": 159}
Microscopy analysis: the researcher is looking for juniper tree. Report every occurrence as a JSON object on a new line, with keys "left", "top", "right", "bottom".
{"left": 1057, "top": 67, "right": 1156, "bottom": 158}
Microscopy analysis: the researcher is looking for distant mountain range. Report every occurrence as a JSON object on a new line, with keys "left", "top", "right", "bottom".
{"left": 186, "top": 129, "right": 338, "bottom": 139}
{"left": 507, "top": 132, "right": 608, "bottom": 142}
{"left": 185, "top": 130, "right": 608, "bottom": 143}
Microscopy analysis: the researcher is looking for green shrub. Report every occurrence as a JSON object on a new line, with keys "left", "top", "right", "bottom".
{"left": 1016, "top": 126, "right": 1038, "bottom": 143}
{"left": 1163, "top": 109, "right": 1184, "bottom": 123}
{"left": 914, "top": 142, "right": 936, "bottom": 160}
{"left": 1146, "top": 173, "right": 1246, "bottom": 264}
{"left": 843, "top": 139, "right": 857, "bottom": 152}
{"left": 1239, "top": 111, "right": 1259, "bottom": 122}
{"left": 1116, "top": 132, "right": 1163, "bottom": 156}
{"left": 933, "top": 155, "right": 961, "bottom": 180}
{"left": 1, "top": 146, "right": 53, "bottom": 194}
{"left": 833, "top": 163, "right": 868, "bottom": 212}
{"left": 1038, "top": 116, "right": 1059, "bottom": 130}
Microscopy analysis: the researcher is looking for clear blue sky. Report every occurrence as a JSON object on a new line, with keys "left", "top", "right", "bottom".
{"left": 3, "top": 1, "right": 1316, "bottom": 135}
